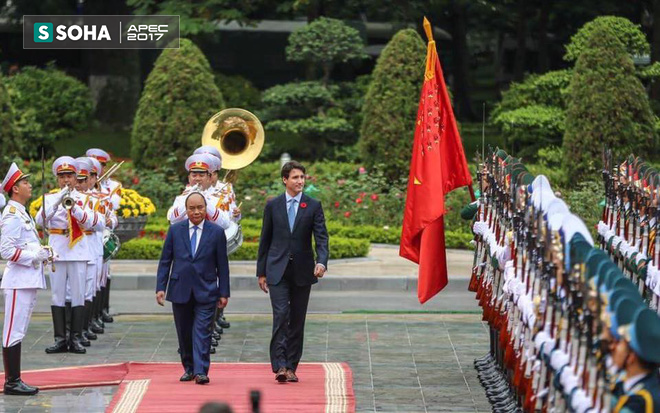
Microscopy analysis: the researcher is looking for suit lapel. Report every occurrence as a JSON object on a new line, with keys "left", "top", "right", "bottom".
{"left": 279, "top": 194, "right": 291, "bottom": 235}
{"left": 194, "top": 221, "right": 212, "bottom": 259}
{"left": 292, "top": 194, "right": 307, "bottom": 233}
{"left": 181, "top": 220, "right": 192, "bottom": 258}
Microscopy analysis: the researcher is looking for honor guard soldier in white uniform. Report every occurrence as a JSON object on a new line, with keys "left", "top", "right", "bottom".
{"left": 0, "top": 193, "right": 6, "bottom": 211}
{"left": 72, "top": 157, "right": 105, "bottom": 346}
{"left": 36, "top": 156, "right": 103, "bottom": 354}
{"left": 0, "top": 163, "right": 50, "bottom": 395}
{"left": 86, "top": 148, "right": 121, "bottom": 323}
{"left": 167, "top": 154, "right": 232, "bottom": 229}
{"left": 89, "top": 157, "right": 118, "bottom": 333}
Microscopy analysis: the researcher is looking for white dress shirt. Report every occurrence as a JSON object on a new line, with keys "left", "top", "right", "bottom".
{"left": 189, "top": 220, "right": 205, "bottom": 255}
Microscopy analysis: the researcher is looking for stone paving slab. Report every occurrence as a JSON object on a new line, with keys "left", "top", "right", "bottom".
{"left": 0, "top": 314, "right": 490, "bottom": 412}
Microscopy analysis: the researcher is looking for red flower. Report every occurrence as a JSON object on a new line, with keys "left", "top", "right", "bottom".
{"left": 356, "top": 198, "right": 363, "bottom": 204}
{"left": 358, "top": 167, "right": 366, "bottom": 174}
{"left": 300, "top": 202, "right": 307, "bottom": 209}
{"left": 334, "top": 201, "right": 340, "bottom": 208}
{"left": 371, "top": 194, "right": 379, "bottom": 201}
{"left": 139, "top": 230, "right": 146, "bottom": 238}
{"left": 132, "top": 177, "right": 140, "bottom": 185}
{"left": 344, "top": 211, "right": 351, "bottom": 218}
{"left": 359, "top": 192, "right": 366, "bottom": 198}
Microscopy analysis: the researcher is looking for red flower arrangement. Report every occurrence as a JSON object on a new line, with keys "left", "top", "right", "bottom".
{"left": 300, "top": 202, "right": 307, "bottom": 209}
{"left": 356, "top": 198, "right": 363, "bottom": 204}
{"left": 334, "top": 201, "right": 340, "bottom": 208}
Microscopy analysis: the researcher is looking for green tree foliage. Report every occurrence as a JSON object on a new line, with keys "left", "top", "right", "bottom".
{"left": 285, "top": 17, "right": 367, "bottom": 85}
{"left": 563, "top": 27, "right": 656, "bottom": 182}
{"left": 131, "top": 39, "right": 225, "bottom": 177}
{"left": 358, "top": 28, "right": 425, "bottom": 183}
{"left": 3, "top": 65, "right": 93, "bottom": 159}
{"left": 0, "top": 74, "right": 23, "bottom": 172}
{"left": 564, "top": 16, "right": 649, "bottom": 62}
{"left": 214, "top": 73, "right": 261, "bottom": 111}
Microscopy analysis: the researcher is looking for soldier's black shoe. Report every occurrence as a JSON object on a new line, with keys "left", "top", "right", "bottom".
{"left": 212, "top": 331, "right": 220, "bottom": 340}
{"left": 84, "top": 329, "right": 97, "bottom": 340}
{"left": 211, "top": 337, "right": 218, "bottom": 347}
{"left": 180, "top": 372, "right": 194, "bottom": 381}
{"left": 210, "top": 346, "right": 216, "bottom": 354}
{"left": 90, "top": 320, "right": 104, "bottom": 334}
{"left": 214, "top": 324, "right": 223, "bottom": 335}
{"left": 101, "top": 310, "right": 114, "bottom": 323}
{"left": 3, "top": 344, "right": 38, "bottom": 396}
{"left": 217, "top": 317, "right": 230, "bottom": 329}
{"left": 45, "top": 339, "right": 68, "bottom": 354}
{"left": 68, "top": 339, "right": 86, "bottom": 354}
{"left": 79, "top": 334, "right": 91, "bottom": 347}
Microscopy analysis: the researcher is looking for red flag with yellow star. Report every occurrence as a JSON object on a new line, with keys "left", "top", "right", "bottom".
{"left": 399, "top": 17, "right": 473, "bottom": 304}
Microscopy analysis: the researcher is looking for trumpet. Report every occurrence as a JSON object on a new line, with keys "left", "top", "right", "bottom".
{"left": 60, "top": 187, "right": 75, "bottom": 210}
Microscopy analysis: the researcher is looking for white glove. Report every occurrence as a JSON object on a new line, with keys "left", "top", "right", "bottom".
{"left": 31, "top": 248, "right": 50, "bottom": 266}
{"left": 53, "top": 187, "right": 69, "bottom": 205}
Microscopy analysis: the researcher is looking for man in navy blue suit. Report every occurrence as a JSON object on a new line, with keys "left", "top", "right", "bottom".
{"left": 156, "top": 192, "right": 230, "bottom": 385}
{"left": 257, "top": 161, "right": 329, "bottom": 383}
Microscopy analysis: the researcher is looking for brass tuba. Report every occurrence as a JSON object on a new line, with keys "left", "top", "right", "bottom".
{"left": 201, "top": 108, "right": 264, "bottom": 170}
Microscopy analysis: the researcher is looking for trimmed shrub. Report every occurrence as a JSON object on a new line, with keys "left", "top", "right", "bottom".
{"left": 214, "top": 72, "right": 261, "bottom": 110}
{"left": 4, "top": 65, "right": 93, "bottom": 158}
{"left": 359, "top": 29, "right": 425, "bottom": 182}
{"left": 493, "top": 105, "right": 565, "bottom": 158}
{"left": 563, "top": 27, "right": 656, "bottom": 182}
{"left": 564, "top": 16, "right": 649, "bottom": 62}
{"left": 116, "top": 239, "right": 164, "bottom": 260}
{"left": 131, "top": 38, "right": 224, "bottom": 178}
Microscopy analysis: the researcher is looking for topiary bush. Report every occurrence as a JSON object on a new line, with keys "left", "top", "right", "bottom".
{"left": 4, "top": 65, "right": 93, "bottom": 158}
{"left": 563, "top": 27, "right": 656, "bottom": 182}
{"left": 492, "top": 105, "right": 565, "bottom": 158}
{"left": 131, "top": 38, "right": 224, "bottom": 178}
{"left": 359, "top": 29, "right": 425, "bottom": 183}
{"left": 214, "top": 72, "right": 261, "bottom": 111}
{"left": 564, "top": 16, "right": 649, "bottom": 62}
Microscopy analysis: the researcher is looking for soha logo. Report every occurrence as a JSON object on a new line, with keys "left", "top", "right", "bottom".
{"left": 34, "top": 23, "right": 111, "bottom": 42}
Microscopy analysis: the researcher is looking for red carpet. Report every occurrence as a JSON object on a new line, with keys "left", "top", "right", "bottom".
{"left": 1, "top": 362, "right": 355, "bottom": 412}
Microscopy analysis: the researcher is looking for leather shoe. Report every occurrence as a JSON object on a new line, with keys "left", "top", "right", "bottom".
{"left": 180, "top": 372, "right": 194, "bottom": 382}
{"left": 4, "top": 379, "right": 39, "bottom": 396}
{"left": 275, "top": 367, "right": 287, "bottom": 383}
{"left": 286, "top": 369, "right": 298, "bottom": 382}
{"left": 217, "top": 317, "right": 230, "bottom": 329}
{"left": 195, "top": 374, "right": 209, "bottom": 384}
{"left": 210, "top": 346, "right": 216, "bottom": 354}
{"left": 211, "top": 337, "right": 218, "bottom": 347}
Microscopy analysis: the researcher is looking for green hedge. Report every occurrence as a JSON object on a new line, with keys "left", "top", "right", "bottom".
{"left": 115, "top": 235, "right": 370, "bottom": 260}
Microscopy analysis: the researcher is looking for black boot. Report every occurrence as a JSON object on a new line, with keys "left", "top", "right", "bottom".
{"left": 101, "top": 280, "right": 114, "bottom": 323}
{"left": 83, "top": 300, "right": 97, "bottom": 341}
{"left": 64, "top": 302, "right": 72, "bottom": 341}
{"left": 68, "top": 306, "right": 86, "bottom": 354}
{"left": 90, "top": 296, "right": 104, "bottom": 334}
{"left": 3, "top": 343, "right": 38, "bottom": 395}
{"left": 45, "top": 306, "right": 68, "bottom": 354}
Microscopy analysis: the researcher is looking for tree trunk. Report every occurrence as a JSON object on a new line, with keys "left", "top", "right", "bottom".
{"left": 448, "top": 0, "right": 475, "bottom": 120}
{"left": 652, "top": 0, "right": 660, "bottom": 99}
{"left": 513, "top": 0, "right": 527, "bottom": 81}
{"left": 537, "top": 0, "right": 550, "bottom": 73}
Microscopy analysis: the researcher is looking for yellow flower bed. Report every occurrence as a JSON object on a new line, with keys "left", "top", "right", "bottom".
{"left": 119, "top": 188, "right": 157, "bottom": 218}
{"left": 29, "top": 188, "right": 156, "bottom": 219}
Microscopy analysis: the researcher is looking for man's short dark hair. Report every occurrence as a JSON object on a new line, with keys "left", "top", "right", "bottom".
{"left": 198, "top": 402, "right": 233, "bottom": 413}
{"left": 281, "top": 161, "right": 306, "bottom": 179}
{"left": 185, "top": 192, "right": 207, "bottom": 208}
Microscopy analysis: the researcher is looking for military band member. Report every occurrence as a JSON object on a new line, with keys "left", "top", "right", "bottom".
{"left": 89, "top": 157, "right": 118, "bottom": 330}
{"left": 0, "top": 163, "right": 50, "bottom": 395}
{"left": 611, "top": 307, "right": 660, "bottom": 413}
{"left": 167, "top": 154, "right": 231, "bottom": 229}
{"left": 86, "top": 148, "right": 120, "bottom": 324}
{"left": 36, "top": 156, "right": 103, "bottom": 354}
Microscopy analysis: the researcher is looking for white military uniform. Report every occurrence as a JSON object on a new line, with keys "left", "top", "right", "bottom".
{"left": 167, "top": 153, "right": 232, "bottom": 229}
{"left": 1, "top": 200, "right": 46, "bottom": 347}
{"left": 35, "top": 169, "right": 102, "bottom": 307}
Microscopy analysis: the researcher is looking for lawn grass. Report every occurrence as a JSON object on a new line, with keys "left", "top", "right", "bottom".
{"left": 54, "top": 124, "right": 132, "bottom": 158}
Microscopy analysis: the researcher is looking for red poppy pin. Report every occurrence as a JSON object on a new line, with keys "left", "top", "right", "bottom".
{"left": 300, "top": 202, "right": 307, "bottom": 209}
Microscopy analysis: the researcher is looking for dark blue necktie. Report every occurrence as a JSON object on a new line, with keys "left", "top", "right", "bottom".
{"left": 190, "top": 225, "right": 199, "bottom": 255}
{"left": 288, "top": 199, "right": 297, "bottom": 231}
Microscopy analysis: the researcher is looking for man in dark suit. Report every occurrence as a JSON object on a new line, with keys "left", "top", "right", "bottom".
{"left": 257, "top": 161, "right": 329, "bottom": 383}
{"left": 156, "top": 192, "right": 230, "bottom": 385}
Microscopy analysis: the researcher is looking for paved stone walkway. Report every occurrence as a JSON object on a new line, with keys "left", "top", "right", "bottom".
{"left": 0, "top": 313, "right": 490, "bottom": 412}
